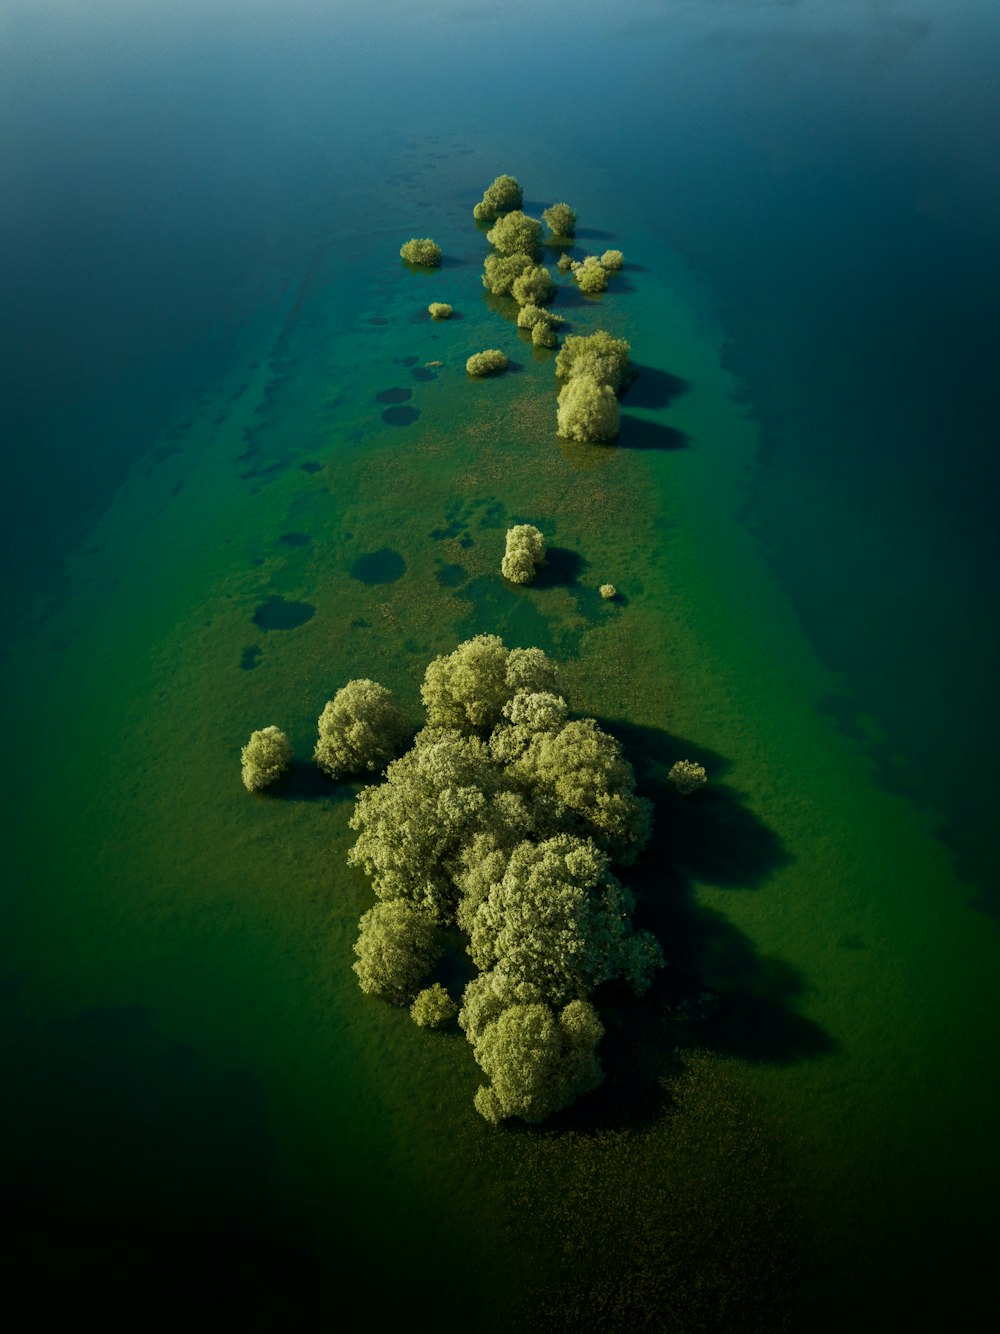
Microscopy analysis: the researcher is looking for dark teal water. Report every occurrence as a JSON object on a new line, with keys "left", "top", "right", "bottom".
{"left": 3, "top": 2, "right": 999, "bottom": 1328}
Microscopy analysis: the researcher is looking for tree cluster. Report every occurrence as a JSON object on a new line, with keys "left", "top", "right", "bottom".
{"left": 501, "top": 524, "right": 546, "bottom": 584}
{"left": 347, "top": 637, "right": 662, "bottom": 1123}
{"left": 400, "top": 238, "right": 442, "bottom": 267}
{"left": 555, "top": 330, "right": 633, "bottom": 443}
{"left": 473, "top": 174, "right": 523, "bottom": 222}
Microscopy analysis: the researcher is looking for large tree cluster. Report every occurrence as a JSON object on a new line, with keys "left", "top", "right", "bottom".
{"left": 555, "top": 330, "right": 633, "bottom": 443}
{"left": 347, "top": 636, "right": 662, "bottom": 1124}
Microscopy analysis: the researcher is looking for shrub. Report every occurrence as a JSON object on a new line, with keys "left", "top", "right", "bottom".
{"left": 557, "top": 375, "right": 621, "bottom": 443}
{"left": 556, "top": 253, "right": 573, "bottom": 273}
{"left": 482, "top": 251, "right": 534, "bottom": 296}
{"left": 400, "top": 238, "right": 442, "bottom": 266}
{"left": 668, "top": 759, "right": 708, "bottom": 794}
{"left": 353, "top": 900, "right": 441, "bottom": 1002}
{"left": 501, "top": 524, "right": 546, "bottom": 584}
{"left": 543, "top": 202, "right": 577, "bottom": 237}
{"left": 411, "top": 983, "right": 458, "bottom": 1029}
{"left": 428, "top": 302, "right": 453, "bottom": 319}
{"left": 314, "top": 678, "right": 410, "bottom": 779}
{"left": 466, "top": 349, "right": 509, "bottom": 377}
{"left": 511, "top": 265, "right": 554, "bottom": 307}
{"left": 599, "top": 583, "right": 617, "bottom": 600}
{"left": 531, "top": 320, "right": 557, "bottom": 349}
{"left": 419, "top": 635, "right": 558, "bottom": 734}
{"left": 555, "top": 331, "right": 632, "bottom": 392}
{"left": 600, "top": 249, "right": 624, "bottom": 270}
{"left": 473, "top": 174, "right": 523, "bottom": 222}
{"left": 574, "top": 257, "right": 609, "bottom": 293}
{"left": 240, "top": 726, "right": 292, "bottom": 792}
{"left": 486, "top": 211, "right": 543, "bottom": 260}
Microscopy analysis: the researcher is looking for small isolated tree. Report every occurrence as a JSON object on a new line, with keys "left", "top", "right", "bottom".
{"left": 466, "top": 349, "right": 509, "bottom": 377}
{"left": 668, "top": 759, "right": 708, "bottom": 794}
{"left": 511, "top": 265, "right": 554, "bottom": 307}
{"left": 411, "top": 983, "right": 458, "bottom": 1029}
{"left": 487, "top": 211, "right": 543, "bottom": 260}
{"left": 314, "top": 678, "right": 410, "bottom": 779}
{"left": 428, "top": 302, "right": 453, "bottom": 319}
{"left": 532, "top": 320, "right": 557, "bottom": 349}
{"left": 557, "top": 253, "right": 573, "bottom": 273}
{"left": 241, "top": 726, "right": 292, "bottom": 792}
{"left": 353, "top": 900, "right": 441, "bottom": 1002}
{"left": 501, "top": 524, "right": 546, "bottom": 584}
{"left": 482, "top": 251, "right": 534, "bottom": 296}
{"left": 474, "top": 174, "right": 523, "bottom": 222}
{"left": 599, "top": 583, "right": 617, "bottom": 600}
{"left": 574, "top": 257, "right": 609, "bottom": 293}
{"left": 400, "top": 238, "right": 442, "bottom": 266}
{"left": 557, "top": 375, "right": 621, "bottom": 443}
{"left": 543, "top": 202, "right": 577, "bottom": 238}
{"left": 555, "top": 331, "right": 632, "bottom": 393}
{"left": 600, "top": 249, "right": 624, "bottom": 270}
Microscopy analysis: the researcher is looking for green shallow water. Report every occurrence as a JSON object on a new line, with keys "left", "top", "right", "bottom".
{"left": 4, "top": 123, "right": 999, "bottom": 1331}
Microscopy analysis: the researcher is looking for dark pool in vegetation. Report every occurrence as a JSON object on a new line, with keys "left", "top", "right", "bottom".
{"left": 2, "top": 2, "right": 998, "bottom": 1331}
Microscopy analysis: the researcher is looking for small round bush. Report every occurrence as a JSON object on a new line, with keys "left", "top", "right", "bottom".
{"left": 511, "top": 264, "right": 554, "bottom": 307}
{"left": 486, "top": 211, "right": 543, "bottom": 260}
{"left": 517, "top": 305, "right": 563, "bottom": 331}
{"left": 428, "top": 302, "right": 452, "bottom": 319}
{"left": 556, "top": 253, "right": 573, "bottom": 273}
{"left": 466, "top": 349, "right": 509, "bottom": 377}
{"left": 575, "top": 257, "right": 609, "bottom": 293}
{"left": 668, "top": 760, "right": 708, "bottom": 795}
{"left": 411, "top": 983, "right": 458, "bottom": 1029}
{"left": 241, "top": 726, "right": 293, "bottom": 792}
{"left": 600, "top": 249, "right": 624, "bottom": 270}
{"left": 555, "top": 331, "right": 632, "bottom": 392}
{"left": 400, "top": 238, "right": 442, "bottom": 266}
{"left": 315, "top": 679, "right": 410, "bottom": 779}
{"left": 501, "top": 524, "right": 546, "bottom": 584}
{"left": 474, "top": 174, "right": 523, "bottom": 222}
{"left": 531, "top": 320, "right": 557, "bottom": 349}
{"left": 557, "top": 375, "right": 620, "bottom": 443}
{"left": 599, "top": 583, "right": 617, "bottom": 600}
{"left": 543, "top": 202, "right": 577, "bottom": 237}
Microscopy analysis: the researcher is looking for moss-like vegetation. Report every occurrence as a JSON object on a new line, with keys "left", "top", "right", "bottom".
{"left": 427, "top": 302, "right": 453, "bottom": 319}
{"left": 240, "top": 725, "right": 293, "bottom": 792}
{"left": 574, "top": 256, "right": 609, "bottom": 293}
{"left": 487, "top": 211, "right": 543, "bottom": 261}
{"left": 668, "top": 759, "right": 708, "bottom": 794}
{"left": 543, "top": 202, "right": 577, "bottom": 238}
{"left": 600, "top": 249, "right": 624, "bottom": 270}
{"left": 555, "top": 331, "right": 632, "bottom": 392}
{"left": 346, "top": 637, "right": 662, "bottom": 1123}
{"left": 411, "top": 983, "right": 458, "bottom": 1029}
{"left": 482, "top": 251, "right": 534, "bottom": 297}
{"left": 501, "top": 524, "right": 546, "bottom": 584}
{"left": 314, "top": 678, "right": 410, "bottom": 779}
{"left": 557, "top": 375, "right": 621, "bottom": 443}
{"left": 599, "top": 583, "right": 617, "bottom": 600}
{"left": 511, "top": 264, "right": 555, "bottom": 307}
{"left": 400, "top": 237, "right": 442, "bottom": 266}
{"left": 466, "top": 349, "right": 509, "bottom": 377}
{"left": 473, "top": 174, "right": 523, "bottom": 222}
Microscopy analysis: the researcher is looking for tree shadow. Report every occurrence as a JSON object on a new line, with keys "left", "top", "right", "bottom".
{"left": 534, "top": 545, "right": 589, "bottom": 589}
{"left": 618, "top": 415, "right": 689, "bottom": 451}
{"left": 622, "top": 364, "right": 690, "bottom": 410}
{"left": 280, "top": 759, "right": 357, "bottom": 804}
{"left": 576, "top": 226, "right": 617, "bottom": 241}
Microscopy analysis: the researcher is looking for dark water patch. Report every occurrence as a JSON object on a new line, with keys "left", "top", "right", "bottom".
{"left": 280, "top": 759, "right": 357, "bottom": 804}
{"left": 435, "top": 563, "right": 467, "bottom": 588}
{"left": 278, "top": 532, "right": 311, "bottom": 548}
{"left": 350, "top": 617, "right": 372, "bottom": 629}
{"left": 251, "top": 596, "right": 316, "bottom": 631}
{"left": 376, "top": 387, "right": 413, "bottom": 404}
{"left": 622, "top": 365, "right": 690, "bottom": 410}
{"left": 411, "top": 367, "right": 437, "bottom": 382}
{"left": 229, "top": 382, "right": 249, "bottom": 400}
{"left": 431, "top": 521, "right": 465, "bottom": 541}
{"left": 240, "top": 459, "right": 289, "bottom": 482}
{"left": 618, "top": 416, "right": 689, "bottom": 451}
{"left": 350, "top": 548, "right": 406, "bottom": 585}
{"left": 575, "top": 226, "right": 616, "bottom": 241}
{"left": 170, "top": 480, "right": 184, "bottom": 497}
{"left": 381, "top": 405, "right": 420, "bottom": 426}
{"left": 533, "top": 545, "right": 588, "bottom": 589}
{"left": 299, "top": 461, "right": 323, "bottom": 474}
{"left": 455, "top": 575, "right": 581, "bottom": 659}
{"left": 476, "top": 501, "right": 506, "bottom": 529}
{"left": 395, "top": 356, "right": 420, "bottom": 367}
{"left": 367, "top": 317, "right": 390, "bottom": 326}
{"left": 240, "top": 645, "right": 262, "bottom": 671}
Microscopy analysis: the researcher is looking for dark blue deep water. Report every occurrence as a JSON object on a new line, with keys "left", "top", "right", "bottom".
{"left": 3, "top": 2, "right": 998, "bottom": 1329}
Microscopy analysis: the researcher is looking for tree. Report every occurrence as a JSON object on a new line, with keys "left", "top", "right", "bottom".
{"left": 599, "top": 583, "right": 617, "bottom": 600}
{"left": 543, "top": 202, "right": 577, "bottom": 237}
{"left": 466, "top": 349, "right": 509, "bottom": 377}
{"left": 516, "top": 304, "right": 563, "bottom": 331}
{"left": 482, "top": 251, "right": 534, "bottom": 296}
{"left": 400, "top": 238, "right": 442, "bottom": 266}
{"left": 428, "top": 302, "right": 453, "bottom": 319}
{"left": 411, "top": 983, "right": 458, "bottom": 1028}
{"left": 556, "top": 375, "right": 620, "bottom": 443}
{"left": 486, "top": 211, "right": 543, "bottom": 260}
{"left": 314, "top": 678, "right": 410, "bottom": 779}
{"left": 474, "top": 174, "right": 523, "bottom": 222}
{"left": 668, "top": 759, "right": 708, "bottom": 794}
{"left": 600, "top": 249, "right": 624, "bottom": 270}
{"left": 532, "top": 320, "right": 557, "bottom": 349}
{"left": 555, "top": 330, "right": 632, "bottom": 392}
{"left": 511, "top": 265, "right": 555, "bottom": 307}
{"left": 574, "top": 257, "right": 609, "bottom": 293}
{"left": 241, "top": 726, "right": 292, "bottom": 792}
{"left": 501, "top": 524, "right": 546, "bottom": 584}
{"left": 420, "top": 636, "right": 558, "bottom": 733}
{"left": 353, "top": 900, "right": 441, "bottom": 1002}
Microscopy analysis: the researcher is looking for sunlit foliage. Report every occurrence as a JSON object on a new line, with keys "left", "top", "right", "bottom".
{"left": 482, "top": 251, "right": 534, "bottom": 296}
{"left": 501, "top": 524, "right": 546, "bottom": 584}
{"left": 473, "top": 174, "right": 523, "bottom": 222}
{"left": 555, "top": 330, "right": 632, "bottom": 392}
{"left": 600, "top": 583, "right": 617, "bottom": 600}
{"left": 353, "top": 900, "right": 441, "bottom": 1002}
{"left": 543, "top": 202, "right": 577, "bottom": 237}
{"left": 487, "top": 211, "right": 543, "bottom": 260}
{"left": 466, "top": 349, "right": 509, "bottom": 377}
{"left": 511, "top": 264, "right": 555, "bottom": 307}
{"left": 668, "top": 759, "right": 708, "bottom": 794}
{"left": 411, "top": 983, "right": 458, "bottom": 1029}
{"left": 428, "top": 302, "right": 453, "bottom": 319}
{"left": 557, "top": 375, "right": 621, "bottom": 443}
{"left": 600, "top": 249, "right": 624, "bottom": 270}
{"left": 241, "top": 726, "right": 292, "bottom": 792}
{"left": 314, "top": 678, "right": 410, "bottom": 779}
{"left": 574, "top": 256, "right": 609, "bottom": 293}
{"left": 400, "top": 237, "right": 442, "bottom": 266}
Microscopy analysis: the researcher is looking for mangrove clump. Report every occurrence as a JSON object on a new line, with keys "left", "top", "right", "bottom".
{"left": 501, "top": 524, "right": 546, "bottom": 584}
{"left": 467, "top": 349, "right": 509, "bottom": 377}
{"left": 474, "top": 174, "right": 523, "bottom": 222}
{"left": 400, "top": 237, "right": 442, "bottom": 267}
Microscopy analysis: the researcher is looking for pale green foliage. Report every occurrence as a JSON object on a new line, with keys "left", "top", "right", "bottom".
{"left": 574, "top": 257, "right": 609, "bottom": 293}
{"left": 600, "top": 249, "right": 624, "bottom": 270}
{"left": 531, "top": 320, "right": 557, "bottom": 349}
{"left": 668, "top": 759, "right": 708, "bottom": 794}
{"left": 314, "top": 678, "right": 410, "bottom": 779}
{"left": 557, "top": 375, "right": 621, "bottom": 443}
{"left": 501, "top": 524, "right": 546, "bottom": 584}
{"left": 557, "top": 253, "right": 573, "bottom": 272}
{"left": 482, "top": 251, "right": 533, "bottom": 296}
{"left": 543, "top": 202, "right": 577, "bottom": 237}
{"left": 400, "top": 237, "right": 442, "bottom": 266}
{"left": 428, "top": 302, "right": 453, "bottom": 319}
{"left": 240, "top": 726, "right": 292, "bottom": 792}
{"left": 466, "top": 999, "right": 604, "bottom": 1124}
{"left": 466, "top": 349, "right": 509, "bottom": 377}
{"left": 555, "top": 331, "right": 632, "bottom": 392}
{"left": 599, "top": 583, "right": 617, "bottom": 600}
{"left": 511, "top": 265, "right": 554, "bottom": 307}
{"left": 486, "top": 211, "right": 543, "bottom": 260}
{"left": 516, "top": 304, "right": 563, "bottom": 331}
{"left": 420, "top": 635, "right": 558, "bottom": 734}
{"left": 473, "top": 174, "right": 523, "bottom": 222}
{"left": 353, "top": 900, "right": 441, "bottom": 1002}
{"left": 411, "top": 983, "right": 458, "bottom": 1029}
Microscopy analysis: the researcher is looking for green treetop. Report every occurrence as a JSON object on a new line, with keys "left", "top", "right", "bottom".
{"left": 555, "top": 330, "right": 632, "bottom": 392}
{"left": 400, "top": 237, "right": 442, "bottom": 266}
{"left": 241, "top": 726, "right": 292, "bottom": 792}
{"left": 473, "top": 174, "right": 523, "bottom": 222}
{"left": 487, "top": 211, "right": 543, "bottom": 260}
{"left": 314, "top": 678, "right": 410, "bottom": 779}
{"left": 543, "top": 202, "right": 577, "bottom": 238}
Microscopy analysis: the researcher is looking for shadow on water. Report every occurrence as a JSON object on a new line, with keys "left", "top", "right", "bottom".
{"left": 622, "top": 365, "right": 690, "bottom": 410}
{"left": 533, "top": 545, "right": 589, "bottom": 589}
{"left": 279, "top": 759, "right": 358, "bottom": 804}
{"left": 618, "top": 416, "right": 689, "bottom": 451}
